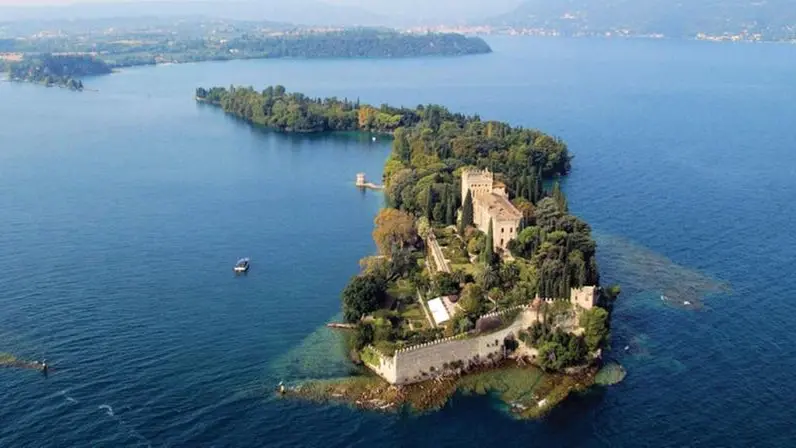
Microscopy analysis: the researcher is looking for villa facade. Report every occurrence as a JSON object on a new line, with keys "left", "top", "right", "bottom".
{"left": 461, "top": 168, "right": 523, "bottom": 251}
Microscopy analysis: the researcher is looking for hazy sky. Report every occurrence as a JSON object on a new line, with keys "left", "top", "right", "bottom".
{"left": 0, "top": 0, "right": 525, "bottom": 21}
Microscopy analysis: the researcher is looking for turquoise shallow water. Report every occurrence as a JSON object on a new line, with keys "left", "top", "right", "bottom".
{"left": 1, "top": 37, "right": 795, "bottom": 447}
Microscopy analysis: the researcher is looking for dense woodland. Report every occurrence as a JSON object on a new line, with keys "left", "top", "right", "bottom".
{"left": 1, "top": 29, "right": 491, "bottom": 70}
{"left": 3, "top": 54, "right": 111, "bottom": 90}
{"left": 221, "top": 30, "right": 491, "bottom": 58}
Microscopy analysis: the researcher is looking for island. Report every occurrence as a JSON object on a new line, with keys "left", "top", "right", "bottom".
{"left": 2, "top": 54, "right": 111, "bottom": 90}
{"left": 1, "top": 22, "right": 491, "bottom": 89}
{"left": 195, "top": 85, "right": 622, "bottom": 417}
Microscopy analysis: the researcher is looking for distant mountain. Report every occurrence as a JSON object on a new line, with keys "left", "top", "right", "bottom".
{"left": 483, "top": 0, "right": 796, "bottom": 40}
{"left": 0, "top": 0, "right": 387, "bottom": 27}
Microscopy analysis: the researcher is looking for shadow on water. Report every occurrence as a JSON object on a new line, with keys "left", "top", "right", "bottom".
{"left": 596, "top": 232, "right": 731, "bottom": 309}
{"left": 267, "top": 313, "right": 356, "bottom": 382}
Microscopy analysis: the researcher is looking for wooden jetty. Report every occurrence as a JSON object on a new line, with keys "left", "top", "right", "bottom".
{"left": 326, "top": 322, "right": 357, "bottom": 330}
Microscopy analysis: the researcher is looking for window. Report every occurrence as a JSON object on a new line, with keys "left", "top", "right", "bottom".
{"left": 501, "top": 228, "right": 504, "bottom": 233}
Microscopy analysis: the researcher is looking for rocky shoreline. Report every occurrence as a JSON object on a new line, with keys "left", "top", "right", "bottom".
{"left": 282, "top": 359, "right": 601, "bottom": 419}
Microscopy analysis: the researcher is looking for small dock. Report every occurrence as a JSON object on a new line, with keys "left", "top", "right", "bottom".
{"left": 355, "top": 173, "right": 384, "bottom": 190}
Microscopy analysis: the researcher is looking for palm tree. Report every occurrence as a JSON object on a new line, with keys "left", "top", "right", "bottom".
{"left": 479, "top": 264, "right": 500, "bottom": 290}
{"left": 532, "top": 296, "right": 542, "bottom": 323}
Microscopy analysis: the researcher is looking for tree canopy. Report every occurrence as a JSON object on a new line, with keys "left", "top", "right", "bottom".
{"left": 342, "top": 274, "right": 385, "bottom": 323}
{"left": 372, "top": 208, "right": 418, "bottom": 257}
{"left": 4, "top": 54, "right": 111, "bottom": 90}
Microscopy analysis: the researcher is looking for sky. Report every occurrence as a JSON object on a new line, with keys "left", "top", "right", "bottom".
{"left": 0, "top": 0, "right": 525, "bottom": 23}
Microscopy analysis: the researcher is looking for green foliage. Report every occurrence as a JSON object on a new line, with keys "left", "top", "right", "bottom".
{"left": 460, "top": 190, "right": 474, "bottom": 233}
{"left": 550, "top": 181, "right": 568, "bottom": 212}
{"left": 424, "top": 184, "right": 434, "bottom": 221}
{"left": 484, "top": 218, "right": 495, "bottom": 266}
{"left": 479, "top": 264, "right": 500, "bottom": 290}
{"left": 219, "top": 29, "right": 491, "bottom": 59}
{"left": 359, "top": 346, "right": 381, "bottom": 367}
{"left": 354, "top": 323, "right": 374, "bottom": 350}
{"left": 459, "top": 283, "right": 485, "bottom": 317}
{"left": 416, "top": 216, "right": 432, "bottom": 240}
{"left": 434, "top": 271, "right": 460, "bottom": 296}
{"left": 579, "top": 307, "right": 610, "bottom": 352}
{"left": 6, "top": 54, "right": 110, "bottom": 89}
{"left": 444, "top": 186, "right": 456, "bottom": 226}
{"left": 538, "top": 341, "right": 566, "bottom": 371}
{"left": 455, "top": 315, "right": 475, "bottom": 334}
{"left": 525, "top": 322, "right": 589, "bottom": 371}
{"left": 467, "top": 230, "right": 486, "bottom": 255}
{"left": 342, "top": 274, "right": 385, "bottom": 323}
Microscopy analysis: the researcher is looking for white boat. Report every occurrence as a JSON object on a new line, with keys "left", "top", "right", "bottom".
{"left": 234, "top": 258, "right": 250, "bottom": 273}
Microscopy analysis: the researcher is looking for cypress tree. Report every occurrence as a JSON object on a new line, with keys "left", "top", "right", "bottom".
{"left": 445, "top": 188, "right": 455, "bottom": 226}
{"left": 461, "top": 189, "right": 474, "bottom": 229}
{"left": 551, "top": 181, "right": 569, "bottom": 212}
{"left": 536, "top": 166, "right": 544, "bottom": 200}
{"left": 394, "top": 128, "right": 411, "bottom": 163}
{"left": 484, "top": 218, "right": 495, "bottom": 266}
{"left": 528, "top": 172, "right": 538, "bottom": 203}
{"left": 425, "top": 185, "right": 434, "bottom": 222}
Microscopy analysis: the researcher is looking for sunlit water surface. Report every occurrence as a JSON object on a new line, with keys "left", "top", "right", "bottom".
{"left": 1, "top": 37, "right": 795, "bottom": 447}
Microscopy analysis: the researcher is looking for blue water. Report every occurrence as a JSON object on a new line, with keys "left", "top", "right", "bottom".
{"left": 1, "top": 37, "right": 795, "bottom": 447}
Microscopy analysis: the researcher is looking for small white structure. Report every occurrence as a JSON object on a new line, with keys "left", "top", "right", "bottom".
{"left": 427, "top": 297, "right": 451, "bottom": 325}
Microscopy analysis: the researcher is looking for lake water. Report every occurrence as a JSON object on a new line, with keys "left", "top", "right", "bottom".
{"left": 1, "top": 37, "right": 795, "bottom": 447}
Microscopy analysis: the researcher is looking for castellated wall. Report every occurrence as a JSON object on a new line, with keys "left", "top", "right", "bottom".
{"left": 365, "top": 347, "right": 397, "bottom": 384}
{"left": 367, "top": 307, "right": 540, "bottom": 385}
{"left": 365, "top": 289, "right": 598, "bottom": 385}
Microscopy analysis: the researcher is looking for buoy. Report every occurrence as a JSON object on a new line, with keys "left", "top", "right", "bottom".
{"left": 372, "top": 136, "right": 376, "bottom": 142}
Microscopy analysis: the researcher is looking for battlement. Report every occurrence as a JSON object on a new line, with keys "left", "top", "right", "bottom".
{"left": 395, "top": 333, "right": 468, "bottom": 354}
{"left": 477, "top": 304, "right": 531, "bottom": 320}
{"left": 362, "top": 290, "right": 598, "bottom": 385}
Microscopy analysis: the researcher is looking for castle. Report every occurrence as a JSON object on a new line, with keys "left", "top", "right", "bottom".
{"left": 461, "top": 168, "right": 523, "bottom": 252}
{"left": 364, "top": 286, "right": 599, "bottom": 385}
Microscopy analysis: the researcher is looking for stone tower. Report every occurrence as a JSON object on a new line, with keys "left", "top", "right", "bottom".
{"left": 461, "top": 168, "right": 494, "bottom": 201}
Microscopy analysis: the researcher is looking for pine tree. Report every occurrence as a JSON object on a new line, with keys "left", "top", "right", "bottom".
{"left": 425, "top": 185, "right": 434, "bottom": 222}
{"left": 484, "top": 218, "right": 494, "bottom": 266}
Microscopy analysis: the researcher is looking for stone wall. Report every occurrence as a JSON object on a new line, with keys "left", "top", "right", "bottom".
{"left": 366, "top": 307, "right": 540, "bottom": 385}
{"left": 571, "top": 286, "right": 598, "bottom": 310}
{"left": 364, "top": 287, "right": 599, "bottom": 385}
{"left": 363, "top": 346, "right": 397, "bottom": 384}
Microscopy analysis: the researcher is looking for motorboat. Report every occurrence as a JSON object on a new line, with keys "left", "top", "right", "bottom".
{"left": 234, "top": 258, "right": 250, "bottom": 273}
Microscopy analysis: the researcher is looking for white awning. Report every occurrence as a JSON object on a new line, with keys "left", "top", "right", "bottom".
{"left": 428, "top": 297, "right": 451, "bottom": 325}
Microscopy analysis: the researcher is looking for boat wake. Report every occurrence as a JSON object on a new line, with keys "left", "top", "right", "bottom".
{"left": 98, "top": 404, "right": 114, "bottom": 417}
